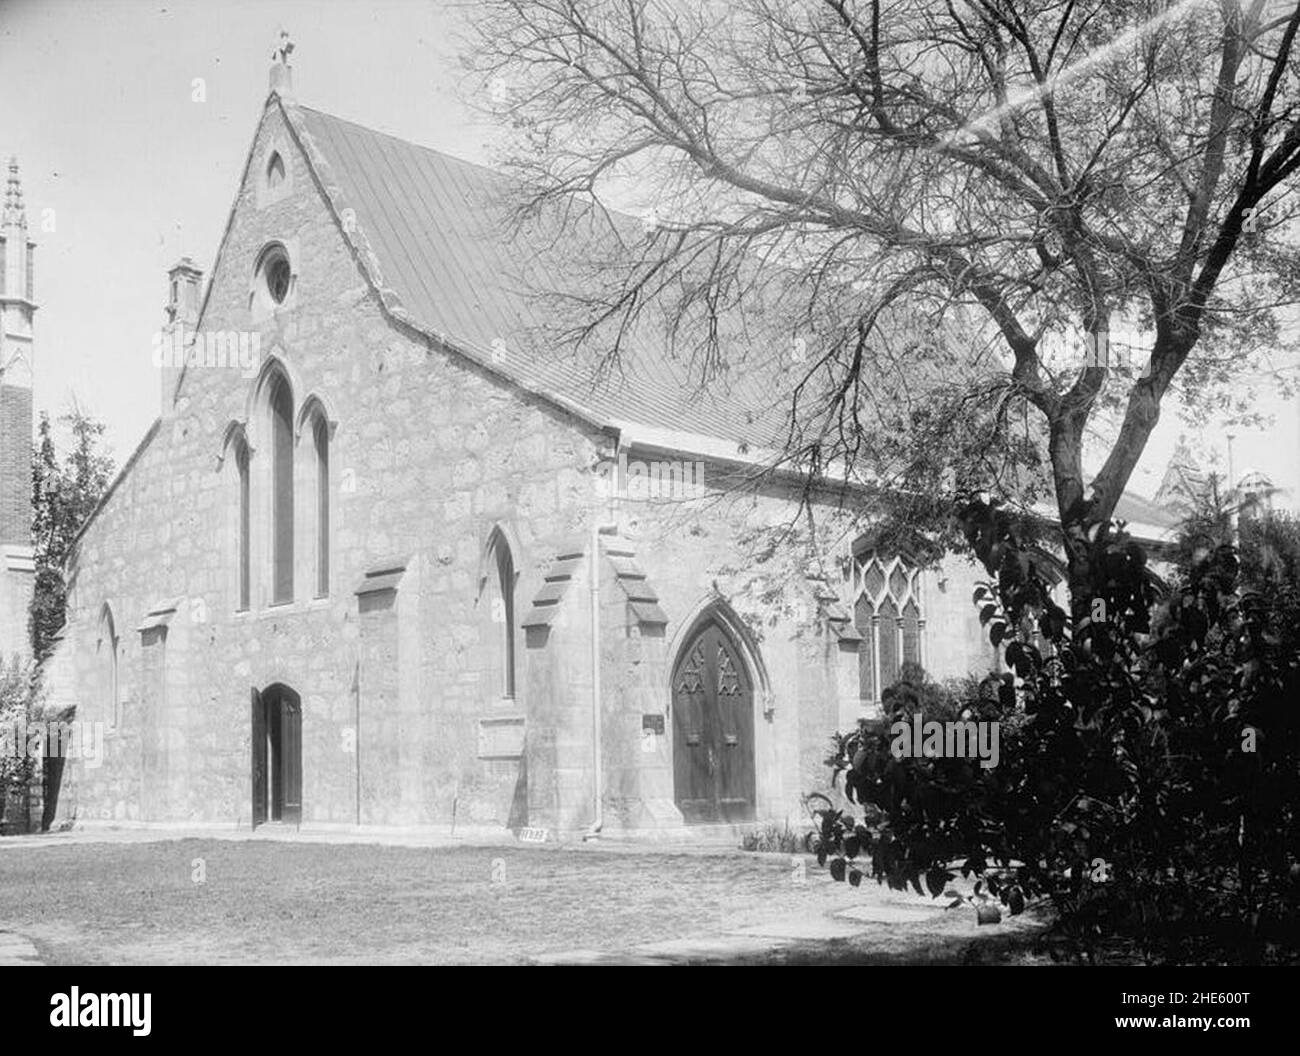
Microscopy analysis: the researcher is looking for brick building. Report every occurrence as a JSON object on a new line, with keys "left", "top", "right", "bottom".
{"left": 42, "top": 55, "right": 1174, "bottom": 837}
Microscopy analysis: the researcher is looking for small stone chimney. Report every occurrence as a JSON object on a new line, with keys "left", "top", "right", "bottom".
{"left": 160, "top": 257, "right": 203, "bottom": 416}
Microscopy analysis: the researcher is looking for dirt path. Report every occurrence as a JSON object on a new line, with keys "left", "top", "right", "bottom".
{"left": 0, "top": 834, "right": 1046, "bottom": 964}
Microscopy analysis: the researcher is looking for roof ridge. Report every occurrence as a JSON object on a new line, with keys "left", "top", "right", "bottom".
{"left": 295, "top": 103, "right": 646, "bottom": 230}
{"left": 296, "top": 104, "right": 529, "bottom": 187}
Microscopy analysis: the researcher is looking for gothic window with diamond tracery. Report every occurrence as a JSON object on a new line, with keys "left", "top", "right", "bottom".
{"left": 848, "top": 552, "right": 925, "bottom": 704}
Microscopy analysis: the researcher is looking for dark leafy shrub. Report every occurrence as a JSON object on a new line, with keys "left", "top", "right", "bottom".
{"left": 0, "top": 659, "right": 37, "bottom": 834}
{"left": 808, "top": 497, "right": 1300, "bottom": 963}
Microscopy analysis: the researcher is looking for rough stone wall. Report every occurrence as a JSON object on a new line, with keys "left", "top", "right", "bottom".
{"left": 52, "top": 100, "right": 606, "bottom": 831}
{"left": 523, "top": 552, "right": 598, "bottom": 833}
{"left": 586, "top": 460, "right": 1004, "bottom": 825}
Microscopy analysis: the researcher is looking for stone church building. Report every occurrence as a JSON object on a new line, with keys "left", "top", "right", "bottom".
{"left": 40, "top": 56, "right": 1174, "bottom": 838}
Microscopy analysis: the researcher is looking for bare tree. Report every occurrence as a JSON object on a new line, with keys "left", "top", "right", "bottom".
{"left": 464, "top": 0, "right": 1300, "bottom": 606}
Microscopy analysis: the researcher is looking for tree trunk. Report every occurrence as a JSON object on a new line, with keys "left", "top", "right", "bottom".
{"left": 1049, "top": 410, "right": 1097, "bottom": 623}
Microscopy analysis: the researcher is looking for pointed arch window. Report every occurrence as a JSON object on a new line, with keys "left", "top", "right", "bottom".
{"left": 98, "top": 605, "right": 119, "bottom": 730}
{"left": 269, "top": 374, "right": 294, "bottom": 605}
{"left": 236, "top": 436, "right": 251, "bottom": 611}
{"left": 848, "top": 552, "right": 925, "bottom": 704}
{"left": 484, "top": 530, "right": 516, "bottom": 700}
{"left": 312, "top": 412, "right": 330, "bottom": 598}
{"left": 257, "top": 147, "right": 294, "bottom": 209}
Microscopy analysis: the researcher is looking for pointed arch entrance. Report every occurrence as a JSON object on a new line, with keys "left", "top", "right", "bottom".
{"left": 251, "top": 683, "right": 302, "bottom": 827}
{"left": 671, "top": 616, "right": 757, "bottom": 823}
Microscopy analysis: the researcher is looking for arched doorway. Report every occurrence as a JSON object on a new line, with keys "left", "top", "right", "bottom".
{"left": 671, "top": 618, "right": 756, "bottom": 823}
{"left": 251, "top": 683, "right": 302, "bottom": 827}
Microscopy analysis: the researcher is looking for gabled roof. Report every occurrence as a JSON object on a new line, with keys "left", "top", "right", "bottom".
{"left": 1112, "top": 490, "right": 1175, "bottom": 532}
{"left": 290, "top": 103, "right": 791, "bottom": 449}
{"left": 288, "top": 101, "right": 1178, "bottom": 533}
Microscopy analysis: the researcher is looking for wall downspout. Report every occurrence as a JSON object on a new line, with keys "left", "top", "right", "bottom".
{"left": 584, "top": 519, "right": 617, "bottom": 841}
{"left": 353, "top": 660, "right": 361, "bottom": 827}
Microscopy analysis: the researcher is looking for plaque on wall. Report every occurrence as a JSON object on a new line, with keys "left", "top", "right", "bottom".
{"left": 641, "top": 713, "right": 665, "bottom": 735}
{"left": 477, "top": 716, "right": 525, "bottom": 760}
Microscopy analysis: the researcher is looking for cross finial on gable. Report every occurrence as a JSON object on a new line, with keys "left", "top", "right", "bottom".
{"left": 269, "top": 29, "right": 296, "bottom": 100}
{"left": 273, "top": 28, "right": 294, "bottom": 65}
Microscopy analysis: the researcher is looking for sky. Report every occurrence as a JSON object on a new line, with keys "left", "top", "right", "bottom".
{"left": 1, "top": 0, "right": 1295, "bottom": 509}
{"left": 0, "top": 0, "right": 487, "bottom": 460}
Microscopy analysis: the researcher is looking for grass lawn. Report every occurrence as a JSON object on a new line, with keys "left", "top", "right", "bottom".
{"left": 0, "top": 838, "right": 1047, "bottom": 964}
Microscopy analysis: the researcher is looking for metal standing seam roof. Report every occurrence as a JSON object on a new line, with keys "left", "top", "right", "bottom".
{"left": 1112, "top": 490, "right": 1176, "bottom": 530}
{"left": 290, "top": 103, "right": 795, "bottom": 449}
{"left": 289, "top": 102, "right": 1178, "bottom": 532}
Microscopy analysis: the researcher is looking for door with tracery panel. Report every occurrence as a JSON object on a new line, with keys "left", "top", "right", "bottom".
{"left": 671, "top": 620, "right": 756, "bottom": 823}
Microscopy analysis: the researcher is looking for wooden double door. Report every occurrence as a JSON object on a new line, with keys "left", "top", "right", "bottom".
{"left": 671, "top": 620, "right": 756, "bottom": 823}
{"left": 251, "top": 684, "right": 302, "bottom": 827}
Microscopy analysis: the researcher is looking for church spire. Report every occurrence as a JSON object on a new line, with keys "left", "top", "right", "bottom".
{"left": 2, "top": 157, "right": 25, "bottom": 228}
{"left": 1154, "top": 434, "right": 1205, "bottom": 510}
{"left": 0, "top": 154, "right": 36, "bottom": 657}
